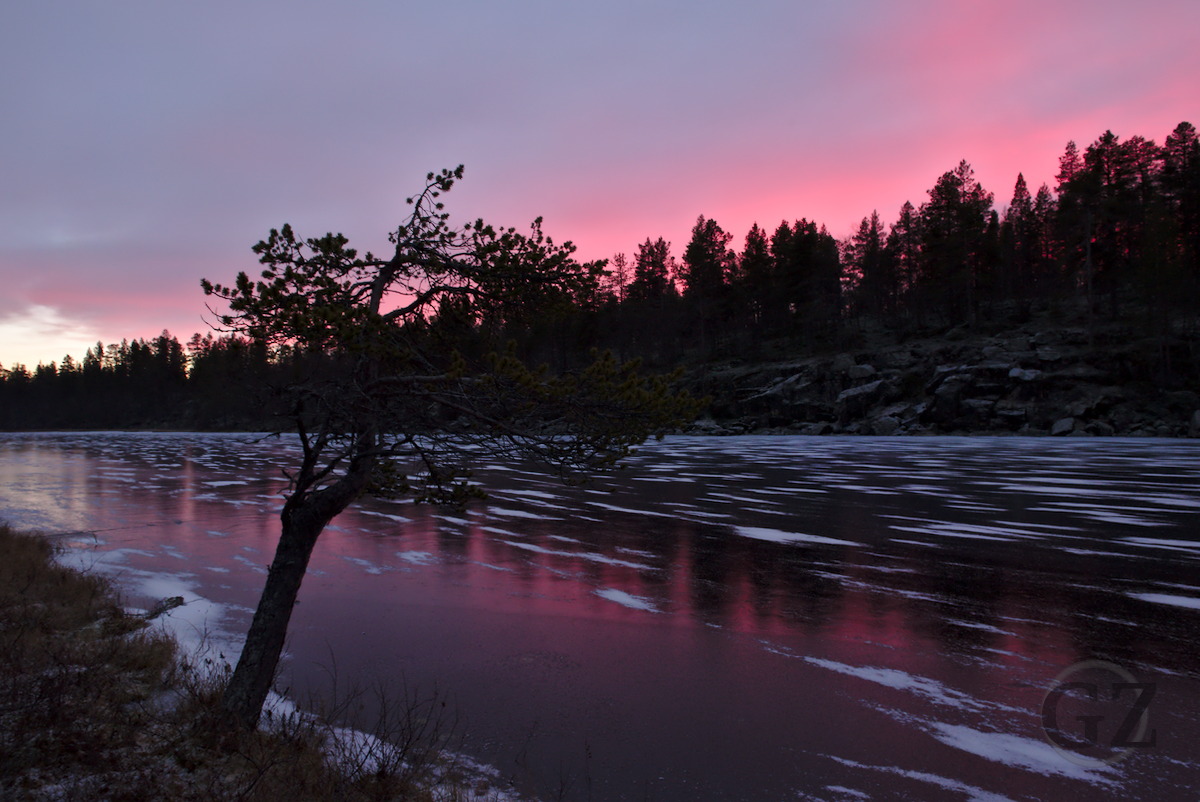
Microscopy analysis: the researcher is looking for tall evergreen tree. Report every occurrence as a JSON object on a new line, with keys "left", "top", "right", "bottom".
{"left": 627, "top": 237, "right": 676, "bottom": 304}
{"left": 739, "top": 223, "right": 773, "bottom": 331}
{"left": 1162, "top": 122, "right": 1200, "bottom": 284}
{"left": 844, "top": 211, "right": 890, "bottom": 319}
{"left": 771, "top": 219, "right": 842, "bottom": 340}
{"left": 885, "top": 200, "right": 922, "bottom": 321}
{"left": 680, "top": 215, "right": 735, "bottom": 348}
{"left": 918, "top": 160, "right": 995, "bottom": 325}
{"left": 1000, "top": 173, "right": 1036, "bottom": 310}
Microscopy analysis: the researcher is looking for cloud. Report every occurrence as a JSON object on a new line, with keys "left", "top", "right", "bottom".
{"left": 0, "top": 305, "right": 102, "bottom": 369}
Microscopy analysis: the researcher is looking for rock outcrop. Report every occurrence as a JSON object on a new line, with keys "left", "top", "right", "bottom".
{"left": 684, "top": 323, "right": 1200, "bottom": 437}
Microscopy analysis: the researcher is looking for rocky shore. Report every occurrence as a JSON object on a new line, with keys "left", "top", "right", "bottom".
{"left": 685, "top": 321, "right": 1200, "bottom": 438}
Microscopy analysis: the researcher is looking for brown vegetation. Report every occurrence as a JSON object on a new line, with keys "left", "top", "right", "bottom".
{"left": 0, "top": 525, "right": 514, "bottom": 801}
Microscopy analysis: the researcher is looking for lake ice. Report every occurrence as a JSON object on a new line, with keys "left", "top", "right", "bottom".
{"left": 1, "top": 432, "right": 1198, "bottom": 800}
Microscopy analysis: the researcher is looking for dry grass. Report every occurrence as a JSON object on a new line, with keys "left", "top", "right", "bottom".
{"left": 0, "top": 525, "right": 519, "bottom": 801}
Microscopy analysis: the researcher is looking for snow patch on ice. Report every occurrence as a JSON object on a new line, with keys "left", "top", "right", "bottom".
{"left": 888, "top": 524, "right": 1007, "bottom": 542}
{"left": 233, "top": 554, "right": 268, "bottom": 574}
{"left": 928, "top": 721, "right": 1118, "bottom": 784}
{"left": 501, "top": 489, "right": 561, "bottom": 500}
{"left": 342, "top": 556, "right": 393, "bottom": 574}
{"left": 1127, "top": 592, "right": 1200, "bottom": 610}
{"left": 594, "top": 588, "right": 659, "bottom": 613}
{"left": 479, "top": 525, "right": 521, "bottom": 537}
{"left": 487, "top": 506, "right": 554, "bottom": 520}
{"left": 587, "top": 501, "right": 679, "bottom": 518}
{"left": 734, "top": 526, "right": 858, "bottom": 547}
{"left": 470, "top": 561, "right": 513, "bottom": 572}
{"left": 1122, "top": 536, "right": 1200, "bottom": 552}
{"left": 396, "top": 550, "right": 437, "bottom": 566}
{"left": 500, "top": 540, "right": 654, "bottom": 570}
{"left": 804, "top": 657, "right": 994, "bottom": 712}
{"left": 358, "top": 510, "right": 412, "bottom": 523}
{"left": 141, "top": 579, "right": 238, "bottom": 660}
{"left": 824, "top": 754, "right": 1014, "bottom": 802}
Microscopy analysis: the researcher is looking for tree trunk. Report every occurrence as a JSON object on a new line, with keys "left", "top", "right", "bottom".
{"left": 220, "top": 463, "right": 372, "bottom": 728}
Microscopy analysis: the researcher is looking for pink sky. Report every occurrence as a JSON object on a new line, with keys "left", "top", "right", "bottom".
{"left": 2, "top": 0, "right": 1197, "bottom": 368}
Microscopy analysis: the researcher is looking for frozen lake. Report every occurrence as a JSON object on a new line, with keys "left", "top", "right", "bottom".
{"left": 1, "top": 432, "right": 1199, "bottom": 800}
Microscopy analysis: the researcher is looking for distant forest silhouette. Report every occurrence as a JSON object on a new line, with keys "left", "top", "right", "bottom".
{"left": 2, "top": 122, "right": 1198, "bottom": 430}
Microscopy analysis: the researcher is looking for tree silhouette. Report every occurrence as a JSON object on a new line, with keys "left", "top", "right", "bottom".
{"left": 201, "top": 167, "right": 697, "bottom": 727}
{"left": 918, "top": 160, "right": 994, "bottom": 325}
{"left": 681, "top": 215, "right": 735, "bottom": 350}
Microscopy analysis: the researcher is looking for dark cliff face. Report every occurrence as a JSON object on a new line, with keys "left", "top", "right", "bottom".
{"left": 685, "top": 322, "right": 1200, "bottom": 438}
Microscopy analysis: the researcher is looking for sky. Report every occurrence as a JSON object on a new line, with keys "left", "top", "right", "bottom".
{"left": 2, "top": 0, "right": 1197, "bottom": 369}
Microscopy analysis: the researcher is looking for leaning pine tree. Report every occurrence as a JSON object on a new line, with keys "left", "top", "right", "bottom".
{"left": 202, "top": 166, "right": 698, "bottom": 728}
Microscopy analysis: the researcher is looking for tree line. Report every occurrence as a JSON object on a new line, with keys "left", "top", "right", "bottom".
{"left": 2, "top": 121, "right": 1197, "bottom": 430}
{"left": 497, "top": 121, "right": 1199, "bottom": 371}
{"left": 580, "top": 121, "right": 1199, "bottom": 363}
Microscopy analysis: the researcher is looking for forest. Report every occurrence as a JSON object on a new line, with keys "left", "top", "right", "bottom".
{"left": 2, "top": 122, "right": 1198, "bottom": 431}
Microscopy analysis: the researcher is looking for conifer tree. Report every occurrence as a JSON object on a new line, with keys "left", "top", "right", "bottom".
{"left": 202, "top": 167, "right": 697, "bottom": 727}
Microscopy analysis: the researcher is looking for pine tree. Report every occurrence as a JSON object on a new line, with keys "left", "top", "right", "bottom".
{"left": 918, "top": 160, "right": 995, "bottom": 325}
{"left": 202, "top": 168, "right": 698, "bottom": 726}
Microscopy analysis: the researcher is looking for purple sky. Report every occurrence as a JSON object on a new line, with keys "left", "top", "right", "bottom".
{"left": 2, "top": 0, "right": 1197, "bottom": 369}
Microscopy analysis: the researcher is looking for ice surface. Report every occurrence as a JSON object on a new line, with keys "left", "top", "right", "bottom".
{"left": 9, "top": 431, "right": 1200, "bottom": 800}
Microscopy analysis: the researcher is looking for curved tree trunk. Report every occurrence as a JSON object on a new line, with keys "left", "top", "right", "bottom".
{"left": 220, "top": 463, "right": 372, "bottom": 728}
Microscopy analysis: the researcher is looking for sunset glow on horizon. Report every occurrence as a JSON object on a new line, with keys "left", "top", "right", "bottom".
{"left": 2, "top": 0, "right": 1197, "bottom": 368}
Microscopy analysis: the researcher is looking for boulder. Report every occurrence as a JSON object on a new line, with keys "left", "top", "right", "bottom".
{"left": 1036, "top": 347, "right": 1064, "bottom": 363}
{"left": 831, "top": 353, "right": 856, "bottom": 373}
{"left": 1009, "top": 367, "right": 1042, "bottom": 382}
{"left": 1051, "top": 417, "right": 1076, "bottom": 436}
{"left": 690, "top": 418, "right": 726, "bottom": 434}
{"left": 926, "top": 374, "right": 972, "bottom": 424}
{"left": 871, "top": 415, "right": 901, "bottom": 436}
{"left": 837, "top": 379, "right": 886, "bottom": 404}
{"left": 847, "top": 364, "right": 877, "bottom": 380}
{"left": 995, "top": 406, "right": 1028, "bottom": 430}
{"left": 926, "top": 364, "right": 969, "bottom": 393}
{"left": 836, "top": 379, "right": 890, "bottom": 422}
{"left": 1166, "top": 391, "right": 1200, "bottom": 413}
{"left": 1191, "top": 410, "right": 1200, "bottom": 438}
{"left": 975, "top": 361, "right": 1017, "bottom": 380}
{"left": 961, "top": 398, "right": 996, "bottom": 420}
